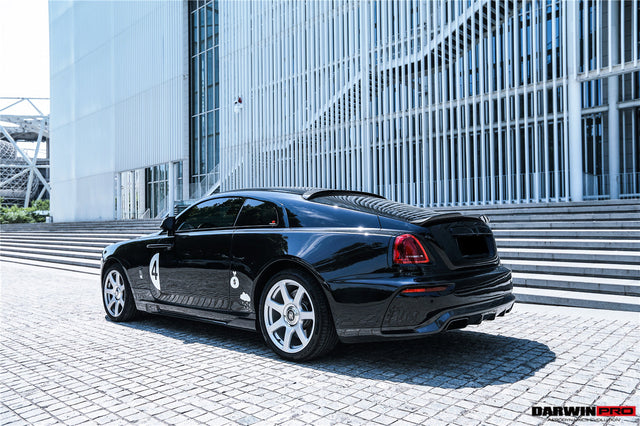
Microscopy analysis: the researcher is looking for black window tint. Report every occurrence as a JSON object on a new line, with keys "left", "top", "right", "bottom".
{"left": 285, "top": 202, "right": 379, "bottom": 228}
{"left": 235, "top": 199, "right": 279, "bottom": 227}
{"left": 177, "top": 197, "right": 244, "bottom": 231}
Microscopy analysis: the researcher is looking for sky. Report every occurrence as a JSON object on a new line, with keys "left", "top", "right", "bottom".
{"left": 0, "top": 0, "right": 50, "bottom": 112}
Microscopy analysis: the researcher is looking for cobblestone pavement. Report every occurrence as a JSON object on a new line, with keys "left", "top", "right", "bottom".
{"left": 0, "top": 261, "right": 638, "bottom": 426}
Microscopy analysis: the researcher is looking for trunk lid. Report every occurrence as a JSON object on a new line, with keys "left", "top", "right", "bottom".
{"left": 419, "top": 217, "right": 498, "bottom": 269}
{"left": 311, "top": 194, "right": 499, "bottom": 268}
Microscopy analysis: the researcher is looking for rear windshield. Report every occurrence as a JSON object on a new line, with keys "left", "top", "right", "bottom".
{"left": 285, "top": 197, "right": 379, "bottom": 228}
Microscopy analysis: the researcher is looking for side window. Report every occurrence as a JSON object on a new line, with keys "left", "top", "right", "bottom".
{"left": 235, "top": 199, "right": 279, "bottom": 227}
{"left": 176, "top": 197, "right": 244, "bottom": 231}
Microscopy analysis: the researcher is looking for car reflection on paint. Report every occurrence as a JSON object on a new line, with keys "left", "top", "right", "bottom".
{"left": 100, "top": 188, "right": 514, "bottom": 361}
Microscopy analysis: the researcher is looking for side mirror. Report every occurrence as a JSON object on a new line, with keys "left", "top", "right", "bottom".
{"left": 161, "top": 216, "right": 176, "bottom": 235}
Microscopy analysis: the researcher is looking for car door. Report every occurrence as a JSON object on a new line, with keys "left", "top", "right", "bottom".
{"left": 150, "top": 197, "right": 244, "bottom": 311}
{"left": 230, "top": 198, "right": 286, "bottom": 313}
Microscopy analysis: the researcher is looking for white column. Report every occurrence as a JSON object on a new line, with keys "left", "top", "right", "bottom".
{"left": 115, "top": 172, "right": 122, "bottom": 220}
{"left": 182, "top": 159, "right": 189, "bottom": 201}
{"left": 360, "top": 1, "right": 372, "bottom": 192}
{"left": 167, "top": 162, "right": 175, "bottom": 216}
{"left": 567, "top": 0, "right": 583, "bottom": 201}
{"left": 608, "top": 0, "right": 620, "bottom": 199}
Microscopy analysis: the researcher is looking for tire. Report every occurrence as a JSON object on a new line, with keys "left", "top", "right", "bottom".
{"left": 102, "top": 263, "right": 137, "bottom": 322}
{"left": 259, "top": 269, "right": 338, "bottom": 361}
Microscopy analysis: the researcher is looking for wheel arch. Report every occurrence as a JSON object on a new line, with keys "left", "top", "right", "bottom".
{"left": 101, "top": 256, "right": 133, "bottom": 286}
{"left": 252, "top": 257, "right": 334, "bottom": 325}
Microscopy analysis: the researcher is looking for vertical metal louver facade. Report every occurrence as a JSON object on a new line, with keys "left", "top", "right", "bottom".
{"left": 217, "top": 0, "right": 640, "bottom": 207}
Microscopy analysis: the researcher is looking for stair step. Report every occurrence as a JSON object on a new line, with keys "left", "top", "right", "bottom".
{"left": 0, "top": 247, "right": 102, "bottom": 261}
{"left": 0, "top": 242, "right": 104, "bottom": 254}
{"left": 0, "top": 235, "right": 133, "bottom": 244}
{"left": 512, "top": 272, "right": 640, "bottom": 296}
{"left": 446, "top": 205, "right": 640, "bottom": 217}
{"left": 493, "top": 229, "right": 640, "bottom": 239}
{"left": 0, "top": 251, "right": 101, "bottom": 268}
{"left": 496, "top": 238, "right": 640, "bottom": 250}
{"left": 0, "top": 258, "right": 99, "bottom": 276}
{"left": 0, "top": 231, "right": 148, "bottom": 237}
{"left": 499, "top": 248, "right": 640, "bottom": 264}
{"left": 0, "top": 239, "right": 111, "bottom": 249}
{"left": 438, "top": 199, "right": 640, "bottom": 212}
{"left": 0, "top": 222, "right": 158, "bottom": 226}
{"left": 486, "top": 213, "right": 640, "bottom": 222}
{"left": 503, "top": 259, "right": 640, "bottom": 279}
{"left": 0, "top": 226, "right": 158, "bottom": 232}
{"left": 514, "top": 287, "right": 640, "bottom": 312}
{"left": 490, "top": 221, "right": 640, "bottom": 229}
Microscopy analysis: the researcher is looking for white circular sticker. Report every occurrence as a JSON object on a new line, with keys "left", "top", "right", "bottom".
{"left": 230, "top": 271, "right": 239, "bottom": 289}
{"left": 149, "top": 253, "right": 160, "bottom": 290}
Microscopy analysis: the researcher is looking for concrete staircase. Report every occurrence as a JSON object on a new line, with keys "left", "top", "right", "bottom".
{"left": 1, "top": 200, "right": 638, "bottom": 312}
{"left": 0, "top": 220, "right": 161, "bottom": 275}
{"left": 441, "top": 199, "right": 640, "bottom": 312}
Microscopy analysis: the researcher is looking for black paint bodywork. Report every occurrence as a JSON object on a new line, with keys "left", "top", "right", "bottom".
{"left": 101, "top": 188, "right": 514, "bottom": 343}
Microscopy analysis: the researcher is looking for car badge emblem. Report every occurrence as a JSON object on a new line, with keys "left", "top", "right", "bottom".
{"left": 230, "top": 271, "right": 240, "bottom": 289}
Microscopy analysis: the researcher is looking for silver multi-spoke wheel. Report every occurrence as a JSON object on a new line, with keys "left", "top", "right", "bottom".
{"left": 260, "top": 270, "right": 338, "bottom": 360}
{"left": 104, "top": 269, "right": 126, "bottom": 317}
{"left": 263, "top": 279, "right": 315, "bottom": 354}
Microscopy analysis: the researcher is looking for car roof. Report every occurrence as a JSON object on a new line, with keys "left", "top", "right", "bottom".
{"left": 209, "top": 188, "right": 457, "bottom": 226}
{"left": 214, "top": 187, "right": 384, "bottom": 201}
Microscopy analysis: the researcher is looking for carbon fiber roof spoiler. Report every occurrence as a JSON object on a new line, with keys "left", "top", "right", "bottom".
{"left": 302, "top": 189, "right": 386, "bottom": 200}
{"left": 410, "top": 212, "right": 463, "bottom": 226}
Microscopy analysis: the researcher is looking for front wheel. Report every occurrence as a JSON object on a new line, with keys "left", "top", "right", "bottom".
{"left": 102, "top": 264, "right": 137, "bottom": 322}
{"left": 259, "top": 270, "right": 338, "bottom": 361}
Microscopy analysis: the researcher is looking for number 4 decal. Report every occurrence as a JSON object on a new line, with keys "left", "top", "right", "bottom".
{"left": 150, "top": 253, "right": 161, "bottom": 290}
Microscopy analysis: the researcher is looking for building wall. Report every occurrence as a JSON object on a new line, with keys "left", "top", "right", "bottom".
{"left": 219, "top": 0, "right": 640, "bottom": 207}
{"left": 49, "top": 0, "right": 188, "bottom": 221}
{"left": 49, "top": 0, "right": 640, "bottom": 221}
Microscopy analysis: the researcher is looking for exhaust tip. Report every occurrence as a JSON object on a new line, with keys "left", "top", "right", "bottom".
{"left": 446, "top": 318, "right": 469, "bottom": 331}
{"left": 484, "top": 313, "right": 496, "bottom": 321}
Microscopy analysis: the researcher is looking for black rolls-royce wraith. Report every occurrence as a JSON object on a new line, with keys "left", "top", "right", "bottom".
{"left": 101, "top": 188, "right": 514, "bottom": 361}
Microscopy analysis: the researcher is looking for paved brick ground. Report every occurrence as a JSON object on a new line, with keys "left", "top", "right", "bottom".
{"left": 0, "top": 261, "right": 638, "bottom": 425}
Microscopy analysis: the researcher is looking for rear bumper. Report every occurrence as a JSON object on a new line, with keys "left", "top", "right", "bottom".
{"left": 336, "top": 292, "right": 515, "bottom": 343}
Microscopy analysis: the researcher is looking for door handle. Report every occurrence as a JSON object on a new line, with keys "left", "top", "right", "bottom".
{"left": 146, "top": 243, "right": 173, "bottom": 250}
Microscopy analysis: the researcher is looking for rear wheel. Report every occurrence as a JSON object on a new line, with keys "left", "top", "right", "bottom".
{"left": 259, "top": 269, "right": 338, "bottom": 361}
{"left": 102, "top": 264, "right": 137, "bottom": 322}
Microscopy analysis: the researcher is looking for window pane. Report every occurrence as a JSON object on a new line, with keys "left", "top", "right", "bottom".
{"left": 207, "top": 112, "right": 214, "bottom": 172}
{"left": 214, "top": 2, "right": 219, "bottom": 45}
{"left": 192, "top": 56, "right": 199, "bottom": 114}
{"left": 177, "top": 197, "right": 244, "bottom": 231}
{"left": 200, "top": 115, "right": 206, "bottom": 174}
{"left": 199, "top": 7, "right": 205, "bottom": 47}
{"left": 235, "top": 199, "right": 280, "bottom": 227}
{"left": 191, "top": 10, "right": 198, "bottom": 53}
{"left": 206, "top": 3, "right": 213, "bottom": 49}
{"left": 207, "top": 49, "right": 213, "bottom": 109}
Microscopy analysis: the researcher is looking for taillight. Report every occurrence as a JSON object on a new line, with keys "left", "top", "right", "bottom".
{"left": 401, "top": 286, "right": 448, "bottom": 294}
{"left": 393, "top": 234, "right": 430, "bottom": 264}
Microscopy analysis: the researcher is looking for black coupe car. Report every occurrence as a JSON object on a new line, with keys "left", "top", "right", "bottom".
{"left": 101, "top": 188, "right": 514, "bottom": 361}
